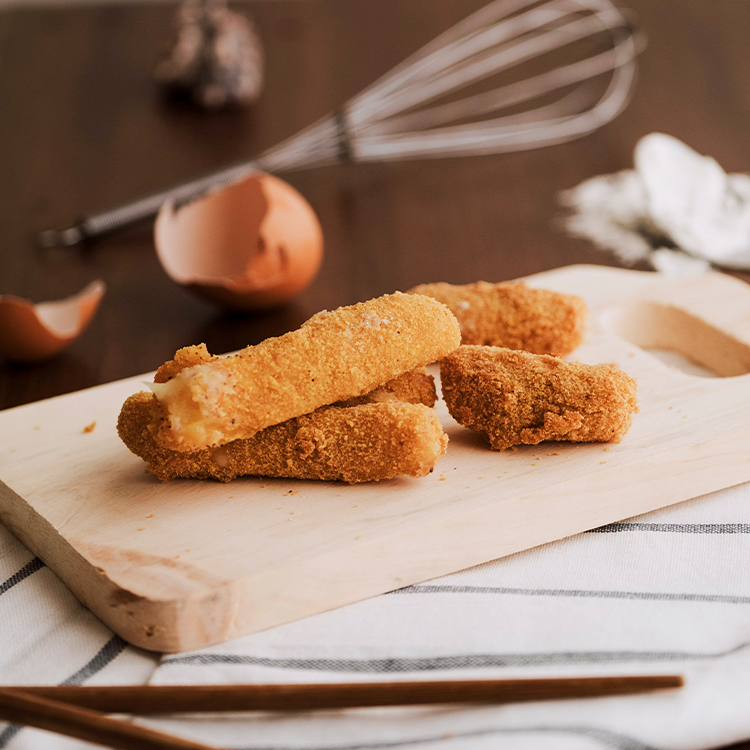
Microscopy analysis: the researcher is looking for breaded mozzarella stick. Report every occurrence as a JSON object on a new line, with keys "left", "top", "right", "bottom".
{"left": 149, "top": 292, "right": 459, "bottom": 452}
{"left": 409, "top": 281, "right": 587, "bottom": 356}
{"left": 440, "top": 346, "right": 637, "bottom": 450}
{"left": 118, "top": 394, "right": 447, "bottom": 483}
{"left": 152, "top": 344, "right": 439, "bottom": 409}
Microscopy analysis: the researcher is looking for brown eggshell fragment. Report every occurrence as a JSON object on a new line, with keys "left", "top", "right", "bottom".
{"left": 154, "top": 172, "right": 324, "bottom": 310}
{"left": 0, "top": 280, "right": 106, "bottom": 363}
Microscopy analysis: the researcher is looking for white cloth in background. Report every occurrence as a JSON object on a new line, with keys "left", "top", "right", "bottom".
{"left": 2, "top": 479, "right": 750, "bottom": 749}
{"left": 560, "top": 133, "right": 750, "bottom": 275}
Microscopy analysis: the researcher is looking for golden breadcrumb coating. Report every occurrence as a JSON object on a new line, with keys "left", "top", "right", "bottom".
{"left": 408, "top": 281, "right": 587, "bottom": 356}
{"left": 440, "top": 345, "right": 637, "bottom": 450}
{"left": 153, "top": 343, "right": 216, "bottom": 383}
{"left": 154, "top": 345, "right": 438, "bottom": 409}
{"left": 118, "top": 393, "right": 447, "bottom": 483}
{"left": 149, "top": 292, "right": 459, "bottom": 452}
{"left": 337, "top": 367, "right": 437, "bottom": 408}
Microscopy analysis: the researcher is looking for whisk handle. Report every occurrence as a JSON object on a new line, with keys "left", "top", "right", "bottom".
{"left": 37, "top": 158, "right": 265, "bottom": 248}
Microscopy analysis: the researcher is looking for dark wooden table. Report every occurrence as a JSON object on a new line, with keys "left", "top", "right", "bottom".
{"left": 1, "top": 0, "right": 749, "bottom": 412}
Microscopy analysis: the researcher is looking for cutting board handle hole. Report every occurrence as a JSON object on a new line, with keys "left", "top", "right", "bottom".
{"left": 601, "top": 300, "right": 750, "bottom": 378}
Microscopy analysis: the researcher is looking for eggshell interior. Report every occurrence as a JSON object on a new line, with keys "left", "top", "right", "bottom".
{"left": 154, "top": 172, "right": 323, "bottom": 310}
{"left": 0, "top": 280, "right": 106, "bottom": 363}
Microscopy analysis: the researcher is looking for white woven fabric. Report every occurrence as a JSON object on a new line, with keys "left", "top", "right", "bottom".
{"left": 2, "top": 453, "right": 750, "bottom": 750}
{"left": 0, "top": 521, "right": 158, "bottom": 749}
{"left": 134, "top": 482, "right": 750, "bottom": 750}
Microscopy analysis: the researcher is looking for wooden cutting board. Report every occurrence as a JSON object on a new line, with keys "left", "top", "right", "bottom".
{"left": 3, "top": 265, "right": 750, "bottom": 653}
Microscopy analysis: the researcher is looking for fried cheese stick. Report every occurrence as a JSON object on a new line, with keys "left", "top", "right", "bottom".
{"left": 408, "top": 281, "right": 587, "bottom": 356}
{"left": 118, "top": 394, "right": 447, "bottom": 483}
{"left": 440, "top": 345, "right": 637, "bottom": 450}
{"left": 152, "top": 344, "right": 439, "bottom": 408}
{"left": 148, "top": 292, "right": 460, "bottom": 452}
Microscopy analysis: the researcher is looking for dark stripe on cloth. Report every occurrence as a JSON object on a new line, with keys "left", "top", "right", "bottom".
{"left": 61, "top": 635, "right": 129, "bottom": 684}
{"left": 0, "top": 635, "right": 129, "bottom": 747}
{"left": 163, "top": 641, "right": 748, "bottom": 673}
{"left": 236, "top": 724, "right": 660, "bottom": 750}
{"left": 0, "top": 557, "right": 44, "bottom": 597}
{"left": 589, "top": 523, "right": 750, "bottom": 534}
{"left": 392, "top": 584, "right": 750, "bottom": 604}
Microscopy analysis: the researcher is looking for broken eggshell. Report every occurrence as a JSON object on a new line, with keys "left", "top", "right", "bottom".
{"left": 154, "top": 172, "right": 323, "bottom": 310}
{"left": 0, "top": 280, "right": 106, "bottom": 363}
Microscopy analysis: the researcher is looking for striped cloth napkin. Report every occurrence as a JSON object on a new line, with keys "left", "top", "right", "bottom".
{"left": 0, "top": 522, "right": 157, "bottom": 749}
{"left": 3, "top": 480, "right": 750, "bottom": 749}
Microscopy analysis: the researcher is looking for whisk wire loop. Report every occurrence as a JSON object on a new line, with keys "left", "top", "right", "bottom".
{"left": 44, "top": 0, "right": 642, "bottom": 244}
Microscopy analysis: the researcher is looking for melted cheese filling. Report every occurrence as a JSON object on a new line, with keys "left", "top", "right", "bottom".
{"left": 149, "top": 363, "right": 235, "bottom": 447}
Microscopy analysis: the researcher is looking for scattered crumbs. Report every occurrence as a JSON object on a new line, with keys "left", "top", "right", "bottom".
{"left": 599, "top": 461, "right": 607, "bottom": 465}
{"left": 668, "top": 406, "right": 673, "bottom": 410}
{"left": 478, "top": 476, "right": 484, "bottom": 480}
{"left": 174, "top": 555, "right": 180, "bottom": 559}
{"left": 260, "top": 484, "right": 267, "bottom": 489}
{"left": 439, "top": 473, "right": 446, "bottom": 481}
{"left": 352, "top": 504, "right": 359, "bottom": 508}
{"left": 277, "top": 507, "right": 283, "bottom": 510}
{"left": 83, "top": 421, "right": 96, "bottom": 434}
{"left": 289, "top": 511, "right": 295, "bottom": 515}
{"left": 185, "top": 549, "right": 191, "bottom": 553}
{"left": 466, "top": 485, "right": 471, "bottom": 489}
{"left": 354, "top": 535, "right": 362, "bottom": 541}
{"left": 228, "top": 496, "right": 234, "bottom": 499}
{"left": 34, "top": 426, "right": 40, "bottom": 431}
{"left": 138, "top": 527, "right": 145, "bottom": 531}
{"left": 552, "top": 452, "right": 561, "bottom": 456}
{"left": 284, "top": 490, "right": 298, "bottom": 496}
{"left": 531, "top": 463, "right": 537, "bottom": 467}
{"left": 146, "top": 514, "right": 155, "bottom": 519}
{"left": 683, "top": 415, "right": 688, "bottom": 419}
{"left": 603, "top": 446, "right": 611, "bottom": 452}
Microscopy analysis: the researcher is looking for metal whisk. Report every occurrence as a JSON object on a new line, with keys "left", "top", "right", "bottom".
{"left": 41, "top": 0, "right": 640, "bottom": 246}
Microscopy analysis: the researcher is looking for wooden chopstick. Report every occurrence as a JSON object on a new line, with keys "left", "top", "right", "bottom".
{"left": 11, "top": 675, "right": 683, "bottom": 714}
{"left": 0, "top": 688, "right": 222, "bottom": 750}
{"left": 0, "top": 677, "right": 684, "bottom": 750}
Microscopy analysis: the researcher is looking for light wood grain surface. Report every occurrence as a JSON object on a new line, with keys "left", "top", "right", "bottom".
{"left": 2, "top": 265, "right": 749, "bottom": 652}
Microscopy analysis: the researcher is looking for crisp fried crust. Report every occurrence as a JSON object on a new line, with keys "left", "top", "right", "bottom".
{"left": 408, "top": 281, "right": 587, "bottom": 356}
{"left": 337, "top": 367, "right": 437, "bottom": 408}
{"left": 149, "top": 292, "right": 460, "bottom": 452}
{"left": 153, "top": 343, "right": 216, "bottom": 383}
{"left": 118, "top": 393, "right": 447, "bottom": 483}
{"left": 440, "top": 345, "right": 637, "bottom": 450}
{"left": 155, "top": 346, "right": 438, "bottom": 409}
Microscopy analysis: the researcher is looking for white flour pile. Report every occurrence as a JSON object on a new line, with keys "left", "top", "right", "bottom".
{"left": 559, "top": 133, "right": 750, "bottom": 275}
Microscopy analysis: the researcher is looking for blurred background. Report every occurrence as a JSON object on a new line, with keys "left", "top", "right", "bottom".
{"left": 1, "top": 0, "right": 748, "bottom": 409}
